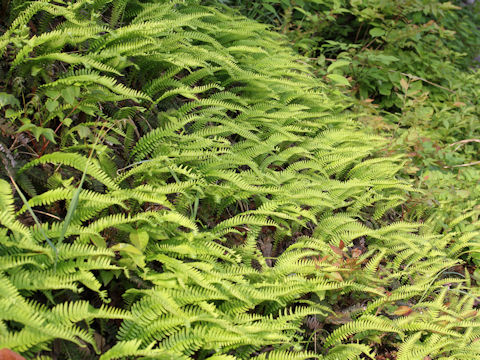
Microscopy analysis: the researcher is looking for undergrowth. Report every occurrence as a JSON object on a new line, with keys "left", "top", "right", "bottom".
{"left": 223, "top": 0, "right": 480, "bottom": 358}
{"left": 0, "top": 0, "right": 479, "bottom": 359}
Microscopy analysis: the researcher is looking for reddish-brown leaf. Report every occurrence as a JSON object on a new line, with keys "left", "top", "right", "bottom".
{"left": 394, "top": 306, "right": 413, "bottom": 316}
{"left": 375, "top": 287, "right": 386, "bottom": 295}
{"left": 329, "top": 244, "right": 344, "bottom": 256}
{"left": 0, "top": 349, "right": 26, "bottom": 360}
{"left": 351, "top": 248, "right": 362, "bottom": 258}
{"left": 345, "top": 258, "right": 357, "bottom": 266}
{"left": 339, "top": 240, "right": 345, "bottom": 249}
{"left": 463, "top": 310, "right": 478, "bottom": 319}
{"left": 327, "top": 272, "right": 343, "bottom": 282}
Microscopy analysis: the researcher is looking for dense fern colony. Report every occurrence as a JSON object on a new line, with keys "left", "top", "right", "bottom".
{"left": 1, "top": 1, "right": 480, "bottom": 359}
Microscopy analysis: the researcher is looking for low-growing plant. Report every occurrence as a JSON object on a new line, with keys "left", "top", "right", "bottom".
{"left": 1, "top": 0, "right": 480, "bottom": 359}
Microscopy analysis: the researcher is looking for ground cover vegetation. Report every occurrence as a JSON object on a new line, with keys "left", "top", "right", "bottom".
{"left": 222, "top": 0, "right": 480, "bottom": 357}
{"left": 0, "top": 0, "right": 479, "bottom": 359}
{"left": 227, "top": 0, "right": 480, "bottom": 235}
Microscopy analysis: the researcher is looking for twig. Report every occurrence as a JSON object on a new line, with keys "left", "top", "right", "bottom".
{"left": 380, "top": 67, "right": 455, "bottom": 93}
{"left": 33, "top": 209, "right": 62, "bottom": 221}
{"left": 444, "top": 160, "right": 480, "bottom": 169}
{"left": 449, "top": 138, "right": 480, "bottom": 151}
{"left": 354, "top": 23, "right": 363, "bottom": 43}
{"left": 450, "top": 139, "right": 480, "bottom": 146}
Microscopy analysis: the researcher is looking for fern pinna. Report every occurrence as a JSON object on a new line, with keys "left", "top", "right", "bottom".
{"left": 0, "top": 0, "right": 479, "bottom": 359}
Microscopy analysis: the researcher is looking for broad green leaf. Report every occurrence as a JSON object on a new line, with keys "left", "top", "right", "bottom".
{"left": 262, "top": 3, "right": 277, "bottom": 14}
{"left": 39, "top": 128, "right": 57, "bottom": 144}
{"left": 327, "top": 59, "right": 350, "bottom": 73}
{"left": 45, "top": 89, "right": 61, "bottom": 99}
{"left": 0, "top": 92, "right": 20, "bottom": 108}
{"left": 77, "top": 125, "right": 91, "bottom": 139}
{"left": 45, "top": 99, "right": 59, "bottom": 112}
{"left": 369, "top": 27, "right": 385, "bottom": 37}
{"left": 130, "top": 230, "right": 149, "bottom": 251}
{"left": 327, "top": 73, "right": 350, "bottom": 86}
{"left": 62, "top": 87, "right": 77, "bottom": 104}
{"left": 379, "top": 82, "right": 392, "bottom": 96}
{"left": 111, "top": 243, "right": 143, "bottom": 255}
{"left": 62, "top": 117, "right": 73, "bottom": 127}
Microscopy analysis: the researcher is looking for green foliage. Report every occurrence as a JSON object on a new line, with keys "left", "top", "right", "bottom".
{"left": 225, "top": 0, "right": 480, "bottom": 358}
{"left": 1, "top": 0, "right": 480, "bottom": 359}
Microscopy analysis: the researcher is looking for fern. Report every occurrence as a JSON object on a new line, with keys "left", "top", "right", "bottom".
{"left": 1, "top": 0, "right": 477, "bottom": 359}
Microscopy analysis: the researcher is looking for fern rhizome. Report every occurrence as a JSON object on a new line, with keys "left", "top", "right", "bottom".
{"left": 0, "top": 1, "right": 479, "bottom": 359}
